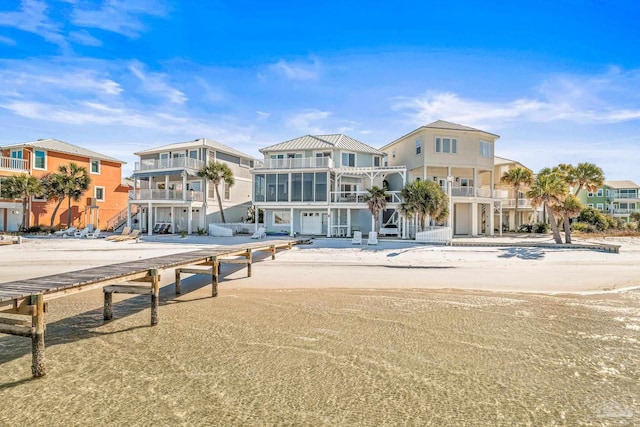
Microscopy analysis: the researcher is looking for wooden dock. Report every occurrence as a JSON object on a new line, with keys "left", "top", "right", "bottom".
{"left": 0, "top": 239, "right": 303, "bottom": 377}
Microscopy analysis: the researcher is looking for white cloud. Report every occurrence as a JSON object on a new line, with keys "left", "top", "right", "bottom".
{"left": 0, "top": 35, "right": 17, "bottom": 45}
{"left": 69, "top": 29, "right": 102, "bottom": 46}
{"left": 285, "top": 109, "right": 332, "bottom": 134}
{"left": 0, "top": 0, "right": 67, "bottom": 48}
{"left": 256, "top": 111, "right": 270, "bottom": 120}
{"left": 129, "top": 61, "right": 187, "bottom": 104}
{"left": 268, "top": 58, "right": 322, "bottom": 81}
{"left": 393, "top": 69, "right": 640, "bottom": 130}
{"left": 72, "top": 0, "right": 168, "bottom": 38}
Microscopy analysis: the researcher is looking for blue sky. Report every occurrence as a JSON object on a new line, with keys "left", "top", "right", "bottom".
{"left": 1, "top": 0, "right": 639, "bottom": 182}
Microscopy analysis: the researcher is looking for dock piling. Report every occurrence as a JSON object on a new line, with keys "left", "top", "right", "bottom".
{"left": 31, "top": 294, "right": 46, "bottom": 378}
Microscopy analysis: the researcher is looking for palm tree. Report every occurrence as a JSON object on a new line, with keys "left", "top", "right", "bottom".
{"left": 568, "top": 162, "right": 605, "bottom": 196}
{"left": 553, "top": 194, "right": 583, "bottom": 243}
{"left": 526, "top": 172, "right": 568, "bottom": 244}
{"left": 399, "top": 180, "right": 449, "bottom": 232}
{"left": 58, "top": 163, "right": 91, "bottom": 228}
{"left": 40, "top": 172, "right": 67, "bottom": 230}
{"left": 198, "top": 161, "right": 235, "bottom": 223}
{"left": 365, "top": 186, "right": 387, "bottom": 232}
{"left": 501, "top": 166, "right": 533, "bottom": 229}
{"left": 0, "top": 173, "right": 42, "bottom": 230}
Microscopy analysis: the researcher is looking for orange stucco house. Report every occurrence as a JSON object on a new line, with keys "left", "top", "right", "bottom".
{"left": 0, "top": 139, "right": 129, "bottom": 231}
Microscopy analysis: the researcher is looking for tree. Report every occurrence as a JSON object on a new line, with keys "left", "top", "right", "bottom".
{"left": 0, "top": 173, "right": 42, "bottom": 230}
{"left": 553, "top": 195, "right": 583, "bottom": 243}
{"left": 526, "top": 171, "right": 568, "bottom": 244}
{"left": 568, "top": 162, "right": 605, "bottom": 196}
{"left": 40, "top": 173, "right": 67, "bottom": 230}
{"left": 365, "top": 186, "right": 387, "bottom": 232}
{"left": 631, "top": 211, "right": 640, "bottom": 223}
{"left": 399, "top": 180, "right": 449, "bottom": 232}
{"left": 501, "top": 166, "right": 533, "bottom": 229}
{"left": 198, "top": 161, "right": 235, "bottom": 223}
{"left": 57, "top": 163, "right": 91, "bottom": 228}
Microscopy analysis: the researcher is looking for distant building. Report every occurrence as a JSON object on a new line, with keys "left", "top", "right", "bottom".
{"left": 493, "top": 156, "right": 538, "bottom": 231}
{"left": 0, "top": 139, "right": 127, "bottom": 231}
{"left": 579, "top": 180, "right": 640, "bottom": 222}
{"left": 130, "top": 138, "right": 255, "bottom": 234}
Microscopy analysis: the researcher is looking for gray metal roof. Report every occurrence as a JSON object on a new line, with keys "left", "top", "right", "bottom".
{"left": 1, "top": 139, "right": 125, "bottom": 163}
{"left": 260, "top": 134, "right": 384, "bottom": 155}
{"left": 134, "top": 138, "right": 254, "bottom": 160}
{"left": 605, "top": 180, "right": 639, "bottom": 189}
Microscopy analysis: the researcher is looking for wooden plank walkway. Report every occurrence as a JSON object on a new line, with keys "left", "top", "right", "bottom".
{"left": 0, "top": 239, "right": 304, "bottom": 378}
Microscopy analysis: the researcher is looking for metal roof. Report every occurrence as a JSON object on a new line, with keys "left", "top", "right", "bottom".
{"left": 134, "top": 138, "right": 254, "bottom": 160}
{"left": 605, "top": 180, "right": 639, "bottom": 189}
{"left": 259, "top": 134, "right": 384, "bottom": 155}
{"left": 1, "top": 139, "right": 125, "bottom": 163}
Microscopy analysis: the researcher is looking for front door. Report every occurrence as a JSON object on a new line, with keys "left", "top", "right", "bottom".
{"left": 301, "top": 211, "right": 322, "bottom": 235}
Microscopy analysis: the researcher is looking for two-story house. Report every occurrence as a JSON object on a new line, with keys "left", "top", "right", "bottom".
{"left": 382, "top": 120, "right": 500, "bottom": 237}
{"left": 0, "top": 139, "right": 128, "bottom": 232}
{"left": 580, "top": 180, "right": 640, "bottom": 222}
{"left": 251, "top": 134, "right": 406, "bottom": 237}
{"left": 129, "top": 138, "right": 255, "bottom": 235}
{"left": 493, "top": 156, "right": 538, "bottom": 231}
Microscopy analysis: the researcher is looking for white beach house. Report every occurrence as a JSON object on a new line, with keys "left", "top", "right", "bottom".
{"left": 129, "top": 138, "right": 255, "bottom": 235}
{"left": 382, "top": 120, "right": 501, "bottom": 237}
{"left": 251, "top": 134, "right": 406, "bottom": 237}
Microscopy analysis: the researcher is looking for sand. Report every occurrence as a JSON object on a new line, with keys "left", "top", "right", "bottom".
{"left": 1, "top": 234, "right": 639, "bottom": 425}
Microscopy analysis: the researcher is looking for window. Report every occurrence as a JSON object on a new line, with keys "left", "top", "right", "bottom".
{"left": 597, "top": 189, "right": 603, "bottom": 197}
{"left": 277, "top": 174, "right": 288, "bottom": 202}
{"left": 596, "top": 203, "right": 604, "bottom": 211}
{"left": 415, "top": 139, "right": 422, "bottom": 155}
{"left": 34, "top": 150, "right": 46, "bottom": 169}
{"left": 303, "top": 173, "right": 314, "bottom": 201}
{"left": 588, "top": 192, "right": 594, "bottom": 197}
{"left": 189, "top": 150, "right": 198, "bottom": 159}
{"left": 436, "top": 137, "right": 457, "bottom": 154}
{"left": 315, "top": 172, "right": 327, "bottom": 201}
{"left": 90, "top": 159, "right": 100, "bottom": 174}
{"left": 254, "top": 174, "right": 265, "bottom": 202}
{"left": 95, "top": 186, "right": 105, "bottom": 202}
{"left": 374, "top": 156, "right": 380, "bottom": 167}
{"left": 273, "top": 211, "right": 291, "bottom": 225}
{"left": 392, "top": 149, "right": 396, "bottom": 159}
{"left": 266, "top": 174, "right": 277, "bottom": 202}
{"left": 479, "top": 141, "right": 492, "bottom": 158}
{"left": 341, "top": 152, "right": 355, "bottom": 167}
{"left": 224, "top": 181, "right": 230, "bottom": 200}
{"left": 587, "top": 203, "right": 594, "bottom": 208}
{"left": 291, "top": 173, "right": 302, "bottom": 202}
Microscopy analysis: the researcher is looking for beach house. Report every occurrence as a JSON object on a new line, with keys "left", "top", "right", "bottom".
{"left": 381, "top": 120, "right": 501, "bottom": 236}
{"left": 130, "top": 138, "right": 255, "bottom": 235}
{"left": 0, "top": 139, "right": 128, "bottom": 232}
{"left": 251, "top": 134, "right": 406, "bottom": 237}
{"left": 493, "top": 156, "right": 538, "bottom": 231}
{"left": 580, "top": 180, "right": 640, "bottom": 222}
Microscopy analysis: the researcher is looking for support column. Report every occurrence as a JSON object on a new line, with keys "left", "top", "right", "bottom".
{"left": 104, "top": 292, "right": 113, "bottom": 320}
{"left": 174, "top": 268, "right": 182, "bottom": 295}
{"left": 212, "top": 257, "right": 219, "bottom": 297}
{"left": 165, "top": 175, "right": 169, "bottom": 199}
{"left": 326, "top": 208, "right": 331, "bottom": 237}
{"left": 246, "top": 249, "right": 253, "bottom": 277}
{"left": 31, "top": 294, "right": 45, "bottom": 378}
{"left": 347, "top": 208, "right": 351, "bottom": 237}
{"left": 471, "top": 202, "right": 478, "bottom": 237}
{"left": 290, "top": 207, "right": 294, "bottom": 237}
{"left": 187, "top": 207, "right": 193, "bottom": 235}
{"left": 150, "top": 269, "right": 160, "bottom": 326}
{"left": 170, "top": 207, "right": 175, "bottom": 234}
{"left": 126, "top": 203, "right": 132, "bottom": 229}
{"left": 489, "top": 203, "right": 495, "bottom": 236}
{"left": 147, "top": 201, "right": 153, "bottom": 236}
{"left": 182, "top": 173, "right": 187, "bottom": 201}
{"left": 402, "top": 215, "right": 407, "bottom": 239}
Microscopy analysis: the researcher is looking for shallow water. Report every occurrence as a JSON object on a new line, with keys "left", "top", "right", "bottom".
{"left": 1, "top": 286, "right": 639, "bottom": 426}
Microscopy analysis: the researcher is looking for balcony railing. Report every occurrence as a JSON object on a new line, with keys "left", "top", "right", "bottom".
{"left": 129, "top": 189, "right": 204, "bottom": 202}
{"left": 255, "top": 157, "right": 333, "bottom": 170}
{"left": 607, "top": 192, "right": 640, "bottom": 201}
{"left": 330, "top": 191, "right": 402, "bottom": 204}
{"left": 135, "top": 157, "right": 206, "bottom": 172}
{"left": 608, "top": 208, "right": 640, "bottom": 215}
{"left": 502, "top": 198, "right": 533, "bottom": 208}
{"left": 0, "top": 156, "right": 28, "bottom": 172}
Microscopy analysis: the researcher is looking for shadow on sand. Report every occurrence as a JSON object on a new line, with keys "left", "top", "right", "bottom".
{"left": 497, "top": 247, "right": 545, "bottom": 260}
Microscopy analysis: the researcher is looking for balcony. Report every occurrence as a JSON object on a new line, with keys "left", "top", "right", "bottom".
{"left": 129, "top": 189, "right": 204, "bottom": 202}
{"left": 135, "top": 157, "right": 206, "bottom": 172}
{"left": 607, "top": 191, "right": 640, "bottom": 202}
{"left": 449, "top": 186, "right": 497, "bottom": 198}
{"left": 502, "top": 198, "right": 533, "bottom": 208}
{"left": 254, "top": 157, "right": 333, "bottom": 170}
{"left": 330, "top": 191, "right": 402, "bottom": 204}
{"left": 609, "top": 208, "right": 640, "bottom": 216}
{"left": 0, "top": 156, "right": 28, "bottom": 172}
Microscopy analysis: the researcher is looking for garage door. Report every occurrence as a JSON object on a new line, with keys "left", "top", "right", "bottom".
{"left": 301, "top": 212, "right": 322, "bottom": 235}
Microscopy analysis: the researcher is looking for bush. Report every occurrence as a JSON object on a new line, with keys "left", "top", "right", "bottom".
{"left": 533, "top": 222, "right": 550, "bottom": 233}
{"left": 24, "top": 226, "right": 42, "bottom": 233}
{"left": 572, "top": 222, "right": 595, "bottom": 233}
{"left": 518, "top": 224, "right": 534, "bottom": 233}
{"left": 578, "top": 207, "right": 608, "bottom": 231}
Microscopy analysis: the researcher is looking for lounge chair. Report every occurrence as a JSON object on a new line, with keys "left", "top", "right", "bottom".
{"left": 53, "top": 227, "right": 76, "bottom": 237}
{"left": 74, "top": 227, "right": 90, "bottom": 238}
{"left": 106, "top": 226, "right": 130, "bottom": 241}
{"left": 159, "top": 223, "right": 171, "bottom": 234}
{"left": 112, "top": 229, "right": 140, "bottom": 242}
{"left": 367, "top": 231, "right": 378, "bottom": 245}
{"left": 251, "top": 227, "right": 266, "bottom": 239}
{"left": 85, "top": 228, "right": 101, "bottom": 239}
{"left": 351, "top": 231, "right": 363, "bottom": 245}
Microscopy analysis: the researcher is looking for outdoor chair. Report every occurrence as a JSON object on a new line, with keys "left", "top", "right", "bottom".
{"left": 251, "top": 227, "right": 266, "bottom": 239}
{"left": 367, "top": 231, "right": 378, "bottom": 245}
{"left": 106, "top": 226, "right": 130, "bottom": 241}
{"left": 112, "top": 229, "right": 140, "bottom": 242}
{"left": 85, "top": 228, "right": 101, "bottom": 239}
{"left": 74, "top": 227, "right": 90, "bottom": 238}
{"left": 351, "top": 231, "right": 363, "bottom": 245}
{"left": 53, "top": 227, "right": 76, "bottom": 237}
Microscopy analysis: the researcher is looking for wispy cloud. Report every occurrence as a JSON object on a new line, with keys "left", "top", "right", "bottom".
{"left": 285, "top": 109, "right": 333, "bottom": 134}
{"left": 0, "top": 35, "right": 17, "bottom": 46}
{"left": 392, "top": 68, "right": 640, "bottom": 130}
{"left": 0, "top": 0, "right": 67, "bottom": 48}
{"left": 268, "top": 58, "right": 322, "bottom": 81}
{"left": 129, "top": 61, "right": 187, "bottom": 104}
{"left": 71, "top": 0, "right": 168, "bottom": 38}
{"left": 69, "top": 29, "right": 102, "bottom": 46}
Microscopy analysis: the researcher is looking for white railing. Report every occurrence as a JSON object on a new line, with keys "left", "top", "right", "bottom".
{"left": 330, "top": 191, "right": 402, "bottom": 204}
{"left": 449, "top": 187, "right": 496, "bottom": 198}
{"left": 129, "top": 189, "right": 204, "bottom": 201}
{"left": 609, "top": 208, "right": 640, "bottom": 215}
{"left": 210, "top": 222, "right": 258, "bottom": 235}
{"left": 415, "top": 226, "right": 452, "bottom": 244}
{"left": 255, "top": 157, "right": 333, "bottom": 170}
{"left": 451, "top": 187, "right": 475, "bottom": 197}
{"left": 503, "top": 198, "right": 533, "bottom": 207}
{"left": 607, "top": 192, "right": 640, "bottom": 200}
{"left": 135, "top": 157, "right": 206, "bottom": 171}
{"left": 0, "top": 156, "right": 28, "bottom": 171}
{"left": 105, "top": 205, "right": 139, "bottom": 231}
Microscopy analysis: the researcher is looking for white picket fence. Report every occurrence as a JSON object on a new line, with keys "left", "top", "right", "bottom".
{"left": 415, "top": 226, "right": 452, "bottom": 244}
{"left": 209, "top": 222, "right": 260, "bottom": 236}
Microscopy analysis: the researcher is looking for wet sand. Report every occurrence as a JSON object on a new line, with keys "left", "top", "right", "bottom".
{"left": 1, "top": 236, "right": 639, "bottom": 425}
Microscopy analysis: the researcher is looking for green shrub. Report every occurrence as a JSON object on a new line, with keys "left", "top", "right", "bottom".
{"left": 578, "top": 207, "right": 608, "bottom": 231}
{"left": 518, "top": 224, "right": 534, "bottom": 233}
{"left": 572, "top": 222, "right": 593, "bottom": 233}
{"left": 533, "top": 222, "right": 550, "bottom": 233}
